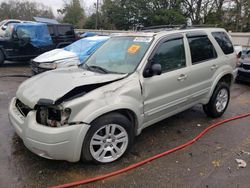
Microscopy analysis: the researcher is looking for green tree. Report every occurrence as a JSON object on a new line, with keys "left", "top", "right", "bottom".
{"left": 84, "top": 14, "right": 96, "bottom": 29}
{"left": 0, "top": 0, "right": 54, "bottom": 21}
{"left": 101, "top": 0, "right": 186, "bottom": 30}
{"left": 60, "top": 0, "right": 85, "bottom": 28}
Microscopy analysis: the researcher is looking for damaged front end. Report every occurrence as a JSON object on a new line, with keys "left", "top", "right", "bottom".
{"left": 35, "top": 100, "right": 71, "bottom": 127}
{"left": 36, "top": 106, "right": 71, "bottom": 127}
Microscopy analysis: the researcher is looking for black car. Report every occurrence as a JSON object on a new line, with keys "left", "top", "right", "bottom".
{"left": 237, "top": 50, "right": 250, "bottom": 82}
{"left": 0, "top": 22, "right": 77, "bottom": 66}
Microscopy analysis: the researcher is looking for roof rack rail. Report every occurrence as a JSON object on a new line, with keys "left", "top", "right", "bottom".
{"left": 138, "top": 24, "right": 218, "bottom": 32}
{"left": 139, "top": 25, "right": 184, "bottom": 32}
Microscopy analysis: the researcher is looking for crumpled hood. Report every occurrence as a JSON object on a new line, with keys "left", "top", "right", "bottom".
{"left": 33, "top": 49, "right": 78, "bottom": 63}
{"left": 16, "top": 68, "right": 127, "bottom": 108}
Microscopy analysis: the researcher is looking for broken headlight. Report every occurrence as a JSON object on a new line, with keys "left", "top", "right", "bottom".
{"left": 36, "top": 106, "right": 71, "bottom": 127}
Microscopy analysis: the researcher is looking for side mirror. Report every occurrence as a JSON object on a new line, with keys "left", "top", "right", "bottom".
{"left": 237, "top": 51, "right": 242, "bottom": 59}
{"left": 2, "top": 25, "right": 7, "bottom": 31}
{"left": 143, "top": 62, "right": 162, "bottom": 78}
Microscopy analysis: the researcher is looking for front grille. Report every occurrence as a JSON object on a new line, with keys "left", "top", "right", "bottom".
{"left": 242, "top": 64, "right": 250, "bottom": 70}
{"left": 15, "top": 99, "right": 32, "bottom": 117}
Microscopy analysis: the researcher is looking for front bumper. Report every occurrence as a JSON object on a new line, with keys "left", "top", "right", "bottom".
{"left": 30, "top": 61, "right": 53, "bottom": 74}
{"left": 236, "top": 68, "right": 250, "bottom": 82}
{"left": 8, "top": 98, "right": 90, "bottom": 162}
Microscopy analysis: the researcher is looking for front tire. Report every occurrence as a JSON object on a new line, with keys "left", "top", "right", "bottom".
{"left": 203, "top": 82, "right": 230, "bottom": 118}
{"left": 81, "top": 113, "right": 134, "bottom": 164}
{"left": 0, "top": 50, "right": 4, "bottom": 66}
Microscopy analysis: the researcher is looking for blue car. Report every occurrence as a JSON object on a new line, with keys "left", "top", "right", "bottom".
{"left": 30, "top": 36, "right": 109, "bottom": 74}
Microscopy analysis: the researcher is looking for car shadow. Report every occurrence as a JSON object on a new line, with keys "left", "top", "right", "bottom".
{"left": 2, "top": 61, "right": 29, "bottom": 67}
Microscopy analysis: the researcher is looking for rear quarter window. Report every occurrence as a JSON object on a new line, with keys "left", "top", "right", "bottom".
{"left": 212, "top": 32, "right": 234, "bottom": 55}
{"left": 187, "top": 35, "right": 217, "bottom": 64}
{"left": 58, "top": 26, "right": 74, "bottom": 36}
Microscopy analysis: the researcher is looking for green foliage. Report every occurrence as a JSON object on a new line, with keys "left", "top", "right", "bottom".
{"left": 0, "top": 0, "right": 54, "bottom": 21}
{"left": 84, "top": 14, "right": 96, "bottom": 29}
{"left": 61, "top": 0, "right": 85, "bottom": 28}
{"left": 150, "top": 9, "right": 186, "bottom": 26}
{"left": 98, "top": 0, "right": 186, "bottom": 30}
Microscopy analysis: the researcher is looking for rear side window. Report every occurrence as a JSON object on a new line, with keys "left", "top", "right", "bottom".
{"left": 47, "top": 25, "right": 55, "bottom": 36}
{"left": 58, "top": 26, "right": 74, "bottom": 36}
{"left": 212, "top": 32, "right": 234, "bottom": 55}
{"left": 187, "top": 36, "right": 217, "bottom": 64}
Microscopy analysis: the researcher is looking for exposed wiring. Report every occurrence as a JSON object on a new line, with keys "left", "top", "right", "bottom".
{"left": 51, "top": 113, "right": 250, "bottom": 188}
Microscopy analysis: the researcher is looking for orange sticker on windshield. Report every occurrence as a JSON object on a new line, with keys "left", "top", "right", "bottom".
{"left": 127, "top": 45, "right": 141, "bottom": 54}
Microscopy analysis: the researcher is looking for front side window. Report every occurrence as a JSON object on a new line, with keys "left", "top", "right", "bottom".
{"left": 188, "top": 36, "right": 217, "bottom": 64}
{"left": 83, "top": 36, "right": 153, "bottom": 74}
{"left": 212, "top": 32, "right": 234, "bottom": 55}
{"left": 151, "top": 38, "right": 186, "bottom": 72}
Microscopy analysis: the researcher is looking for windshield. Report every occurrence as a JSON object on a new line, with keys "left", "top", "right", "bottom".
{"left": 83, "top": 36, "right": 153, "bottom": 74}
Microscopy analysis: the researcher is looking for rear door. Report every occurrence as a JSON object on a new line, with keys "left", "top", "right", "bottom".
{"left": 14, "top": 26, "right": 39, "bottom": 58}
{"left": 185, "top": 32, "right": 219, "bottom": 103}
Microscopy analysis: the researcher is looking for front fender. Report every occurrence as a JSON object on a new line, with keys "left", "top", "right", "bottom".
{"left": 64, "top": 73, "right": 144, "bottom": 134}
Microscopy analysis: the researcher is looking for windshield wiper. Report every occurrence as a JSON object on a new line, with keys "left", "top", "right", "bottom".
{"left": 88, "top": 65, "right": 109, "bottom": 74}
{"left": 82, "top": 64, "right": 123, "bottom": 74}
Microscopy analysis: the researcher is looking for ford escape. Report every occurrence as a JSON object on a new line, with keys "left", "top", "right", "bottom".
{"left": 9, "top": 28, "right": 237, "bottom": 164}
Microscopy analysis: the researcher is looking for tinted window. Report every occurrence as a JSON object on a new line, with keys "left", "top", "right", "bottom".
{"left": 212, "top": 32, "right": 234, "bottom": 55}
{"left": 58, "top": 26, "right": 74, "bottom": 36}
{"left": 151, "top": 38, "right": 186, "bottom": 72}
{"left": 6, "top": 21, "right": 20, "bottom": 26}
{"left": 188, "top": 36, "right": 217, "bottom": 64}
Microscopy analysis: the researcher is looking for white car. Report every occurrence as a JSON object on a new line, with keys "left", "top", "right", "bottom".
{"left": 9, "top": 28, "right": 237, "bottom": 164}
{"left": 30, "top": 36, "right": 109, "bottom": 74}
{"left": 0, "top": 19, "right": 22, "bottom": 36}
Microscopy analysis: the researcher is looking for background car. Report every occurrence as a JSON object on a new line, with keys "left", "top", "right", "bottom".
{"left": 237, "top": 50, "right": 250, "bottom": 82}
{"left": 0, "top": 22, "right": 77, "bottom": 66}
{"left": 0, "top": 19, "right": 22, "bottom": 37}
{"left": 30, "top": 36, "right": 109, "bottom": 74}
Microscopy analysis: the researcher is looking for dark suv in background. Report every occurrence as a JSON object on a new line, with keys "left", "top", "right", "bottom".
{"left": 47, "top": 23, "right": 76, "bottom": 48}
{"left": 0, "top": 22, "right": 77, "bottom": 66}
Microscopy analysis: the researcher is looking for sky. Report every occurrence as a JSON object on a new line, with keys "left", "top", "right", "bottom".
{"left": 0, "top": 0, "right": 96, "bottom": 16}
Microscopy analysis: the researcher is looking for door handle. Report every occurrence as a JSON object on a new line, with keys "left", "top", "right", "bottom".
{"left": 211, "top": 64, "right": 218, "bottom": 70}
{"left": 177, "top": 74, "right": 187, "bottom": 81}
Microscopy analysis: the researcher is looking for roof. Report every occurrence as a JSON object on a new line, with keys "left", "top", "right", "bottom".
{"left": 13, "top": 22, "right": 47, "bottom": 27}
{"left": 33, "top": 17, "right": 59, "bottom": 24}
{"left": 110, "top": 27, "right": 226, "bottom": 38}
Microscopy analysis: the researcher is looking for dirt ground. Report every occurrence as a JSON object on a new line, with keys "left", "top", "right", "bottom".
{"left": 1, "top": 61, "right": 250, "bottom": 188}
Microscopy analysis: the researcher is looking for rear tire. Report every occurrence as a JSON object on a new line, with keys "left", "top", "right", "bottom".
{"left": 0, "top": 50, "right": 4, "bottom": 66}
{"left": 81, "top": 113, "right": 135, "bottom": 164}
{"left": 203, "top": 82, "right": 230, "bottom": 118}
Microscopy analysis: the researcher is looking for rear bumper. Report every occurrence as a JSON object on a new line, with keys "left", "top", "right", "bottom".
{"left": 8, "top": 97, "right": 90, "bottom": 162}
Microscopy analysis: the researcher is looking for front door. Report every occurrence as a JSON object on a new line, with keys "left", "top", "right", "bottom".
{"left": 14, "top": 26, "right": 38, "bottom": 58}
{"left": 141, "top": 34, "right": 191, "bottom": 127}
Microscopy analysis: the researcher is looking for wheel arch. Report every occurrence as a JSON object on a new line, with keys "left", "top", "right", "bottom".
{"left": 89, "top": 108, "right": 140, "bottom": 136}
{"left": 206, "top": 72, "right": 234, "bottom": 103}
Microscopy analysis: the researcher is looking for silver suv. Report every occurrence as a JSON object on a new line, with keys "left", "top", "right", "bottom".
{"left": 9, "top": 28, "right": 237, "bottom": 164}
